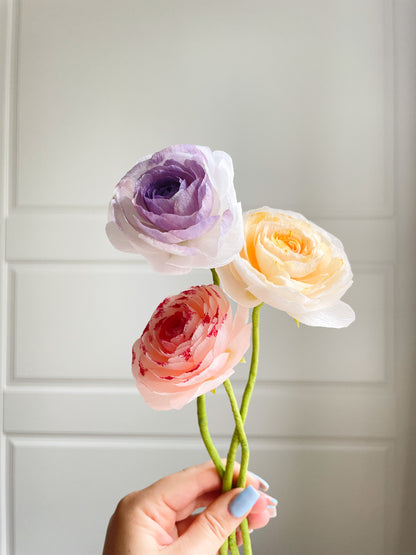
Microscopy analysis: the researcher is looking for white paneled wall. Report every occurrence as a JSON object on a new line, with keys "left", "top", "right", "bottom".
{"left": 1, "top": 1, "right": 415, "bottom": 554}
{"left": 8, "top": 438, "right": 388, "bottom": 555}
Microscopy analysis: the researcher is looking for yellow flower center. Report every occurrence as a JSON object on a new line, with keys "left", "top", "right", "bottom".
{"left": 272, "top": 230, "right": 311, "bottom": 255}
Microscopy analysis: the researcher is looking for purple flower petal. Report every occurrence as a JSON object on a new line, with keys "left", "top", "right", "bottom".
{"left": 107, "top": 144, "right": 244, "bottom": 273}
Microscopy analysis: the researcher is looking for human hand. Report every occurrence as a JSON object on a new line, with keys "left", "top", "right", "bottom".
{"left": 102, "top": 460, "right": 277, "bottom": 554}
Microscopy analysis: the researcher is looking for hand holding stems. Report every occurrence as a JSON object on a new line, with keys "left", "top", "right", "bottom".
{"left": 220, "top": 302, "right": 263, "bottom": 554}
{"left": 197, "top": 269, "right": 264, "bottom": 554}
{"left": 102, "top": 460, "right": 275, "bottom": 555}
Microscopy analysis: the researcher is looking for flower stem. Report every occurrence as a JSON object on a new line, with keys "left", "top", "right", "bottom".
{"left": 223, "top": 379, "right": 252, "bottom": 554}
{"left": 223, "top": 379, "right": 249, "bottom": 485}
{"left": 210, "top": 267, "right": 255, "bottom": 554}
{"left": 211, "top": 267, "right": 233, "bottom": 555}
{"left": 195, "top": 268, "right": 225, "bottom": 476}
{"left": 211, "top": 267, "right": 220, "bottom": 287}
{"left": 240, "top": 519, "right": 252, "bottom": 553}
{"left": 197, "top": 394, "right": 224, "bottom": 477}
{"left": 223, "top": 303, "right": 263, "bottom": 489}
{"left": 219, "top": 543, "right": 231, "bottom": 555}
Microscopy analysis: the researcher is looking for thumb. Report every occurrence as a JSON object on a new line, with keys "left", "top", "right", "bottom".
{"left": 174, "top": 485, "right": 260, "bottom": 554}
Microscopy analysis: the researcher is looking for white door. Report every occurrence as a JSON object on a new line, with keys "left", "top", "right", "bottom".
{"left": 1, "top": 0, "right": 415, "bottom": 553}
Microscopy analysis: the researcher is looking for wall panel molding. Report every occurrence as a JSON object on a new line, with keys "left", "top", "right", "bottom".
{"left": 5, "top": 0, "right": 395, "bottom": 217}
{"left": 5, "top": 212, "right": 396, "bottom": 262}
{"left": 5, "top": 436, "right": 391, "bottom": 554}
{"left": 1, "top": 2, "right": 14, "bottom": 554}
{"left": 3, "top": 386, "right": 396, "bottom": 439}
{"left": 1, "top": 1, "right": 407, "bottom": 553}
{"left": 7, "top": 263, "right": 393, "bottom": 385}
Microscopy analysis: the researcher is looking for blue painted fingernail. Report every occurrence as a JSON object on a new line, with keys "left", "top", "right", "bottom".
{"left": 266, "top": 495, "right": 278, "bottom": 506}
{"left": 229, "top": 485, "right": 260, "bottom": 517}
{"left": 248, "top": 471, "right": 270, "bottom": 491}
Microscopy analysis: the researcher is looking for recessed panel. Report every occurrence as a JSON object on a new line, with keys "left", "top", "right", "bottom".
{"left": 12, "top": 265, "right": 208, "bottom": 380}
{"left": 250, "top": 442, "right": 386, "bottom": 554}
{"left": 5, "top": 213, "right": 396, "bottom": 263}
{"left": 15, "top": 0, "right": 391, "bottom": 215}
{"left": 9, "top": 439, "right": 387, "bottom": 555}
{"left": 4, "top": 386, "right": 396, "bottom": 439}
{"left": 257, "top": 267, "right": 391, "bottom": 383}
{"left": 11, "top": 265, "right": 390, "bottom": 383}
{"left": 11, "top": 265, "right": 389, "bottom": 383}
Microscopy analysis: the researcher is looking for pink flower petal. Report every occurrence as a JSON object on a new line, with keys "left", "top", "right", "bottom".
{"left": 132, "top": 284, "right": 251, "bottom": 410}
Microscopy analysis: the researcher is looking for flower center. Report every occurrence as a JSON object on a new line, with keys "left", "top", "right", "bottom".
{"left": 145, "top": 178, "right": 181, "bottom": 199}
{"left": 272, "top": 231, "right": 310, "bottom": 254}
{"left": 159, "top": 312, "right": 187, "bottom": 340}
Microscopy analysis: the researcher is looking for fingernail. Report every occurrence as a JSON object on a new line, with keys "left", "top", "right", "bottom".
{"left": 229, "top": 485, "right": 260, "bottom": 517}
{"left": 248, "top": 471, "right": 270, "bottom": 491}
{"left": 267, "top": 505, "right": 277, "bottom": 518}
{"left": 265, "top": 494, "right": 278, "bottom": 506}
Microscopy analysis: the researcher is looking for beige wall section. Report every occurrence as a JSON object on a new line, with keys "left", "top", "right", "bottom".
{"left": 0, "top": 0, "right": 8, "bottom": 552}
{"left": 395, "top": 1, "right": 416, "bottom": 552}
{"left": 1, "top": 0, "right": 415, "bottom": 554}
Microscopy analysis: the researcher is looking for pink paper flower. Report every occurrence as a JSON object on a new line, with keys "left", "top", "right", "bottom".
{"left": 132, "top": 284, "right": 251, "bottom": 410}
{"left": 106, "top": 144, "right": 243, "bottom": 274}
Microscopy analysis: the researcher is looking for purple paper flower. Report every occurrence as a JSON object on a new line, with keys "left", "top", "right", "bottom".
{"left": 106, "top": 145, "right": 244, "bottom": 273}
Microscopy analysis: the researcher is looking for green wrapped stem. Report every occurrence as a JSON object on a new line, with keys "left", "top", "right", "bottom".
{"left": 240, "top": 519, "right": 252, "bottom": 553}
{"left": 196, "top": 268, "right": 225, "bottom": 477}
{"left": 223, "top": 379, "right": 249, "bottom": 486}
{"left": 211, "top": 267, "right": 221, "bottom": 286}
{"left": 223, "top": 379, "right": 252, "bottom": 554}
{"left": 210, "top": 268, "right": 259, "bottom": 554}
{"left": 197, "top": 394, "right": 224, "bottom": 477}
{"left": 223, "top": 303, "right": 263, "bottom": 491}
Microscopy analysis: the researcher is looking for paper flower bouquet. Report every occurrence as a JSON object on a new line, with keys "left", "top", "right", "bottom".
{"left": 106, "top": 144, "right": 355, "bottom": 554}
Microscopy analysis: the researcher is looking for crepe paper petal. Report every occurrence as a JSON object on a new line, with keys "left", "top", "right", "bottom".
{"left": 106, "top": 144, "right": 244, "bottom": 274}
{"left": 132, "top": 285, "right": 251, "bottom": 410}
{"left": 218, "top": 207, "right": 355, "bottom": 329}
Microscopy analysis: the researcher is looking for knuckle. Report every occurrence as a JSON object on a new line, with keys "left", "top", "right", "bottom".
{"left": 115, "top": 491, "right": 142, "bottom": 517}
{"left": 201, "top": 511, "right": 229, "bottom": 540}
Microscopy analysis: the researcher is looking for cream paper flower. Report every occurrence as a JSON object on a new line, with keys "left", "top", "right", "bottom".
{"left": 217, "top": 207, "right": 355, "bottom": 328}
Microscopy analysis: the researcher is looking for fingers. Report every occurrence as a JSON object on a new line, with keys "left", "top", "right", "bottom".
{"left": 138, "top": 460, "right": 269, "bottom": 522}
{"left": 246, "top": 471, "right": 270, "bottom": 492}
{"left": 245, "top": 492, "right": 278, "bottom": 532}
{"left": 171, "top": 486, "right": 262, "bottom": 554}
{"left": 104, "top": 461, "right": 277, "bottom": 554}
{"left": 136, "top": 460, "right": 223, "bottom": 526}
{"left": 180, "top": 469, "right": 268, "bottom": 520}
{"left": 175, "top": 490, "right": 277, "bottom": 538}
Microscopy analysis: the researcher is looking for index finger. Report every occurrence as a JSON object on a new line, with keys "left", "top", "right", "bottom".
{"left": 139, "top": 460, "right": 265, "bottom": 519}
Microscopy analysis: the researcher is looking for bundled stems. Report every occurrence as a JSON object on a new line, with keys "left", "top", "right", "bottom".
{"left": 223, "top": 379, "right": 249, "bottom": 489}
{"left": 223, "top": 303, "right": 263, "bottom": 490}
{"left": 220, "top": 303, "right": 263, "bottom": 554}
{"left": 223, "top": 379, "right": 253, "bottom": 555}
{"left": 202, "top": 268, "right": 263, "bottom": 554}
